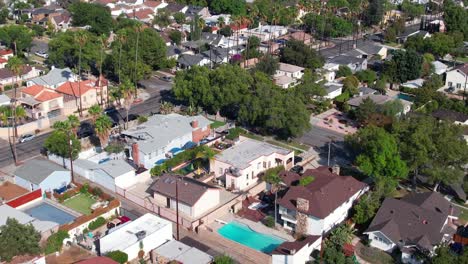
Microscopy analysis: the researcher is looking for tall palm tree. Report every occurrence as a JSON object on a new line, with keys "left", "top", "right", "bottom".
{"left": 119, "top": 79, "right": 134, "bottom": 129}
{"left": 75, "top": 31, "right": 88, "bottom": 117}
{"left": 133, "top": 25, "right": 143, "bottom": 99}
{"left": 118, "top": 31, "right": 128, "bottom": 85}
{"left": 88, "top": 104, "right": 102, "bottom": 124}
{"left": 6, "top": 56, "right": 23, "bottom": 166}
{"left": 67, "top": 114, "right": 80, "bottom": 136}
{"left": 94, "top": 114, "right": 112, "bottom": 147}
{"left": 98, "top": 34, "right": 108, "bottom": 106}
{"left": 263, "top": 166, "right": 284, "bottom": 224}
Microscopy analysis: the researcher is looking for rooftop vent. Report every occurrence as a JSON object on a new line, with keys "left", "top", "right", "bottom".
{"left": 135, "top": 230, "right": 146, "bottom": 240}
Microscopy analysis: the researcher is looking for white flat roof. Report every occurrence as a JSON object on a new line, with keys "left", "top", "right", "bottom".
{"left": 99, "top": 213, "right": 172, "bottom": 252}
{"left": 154, "top": 240, "right": 213, "bottom": 264}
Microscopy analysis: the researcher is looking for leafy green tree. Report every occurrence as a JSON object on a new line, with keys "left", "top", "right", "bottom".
{"left": 107, "top": 250, "right": 128, "bottom": 264}
{"left": 342, "top": 75, "right": 360, "bottom": 96}
{"left": 303, "top": 14, "right": 353, "bottom": 38}
{"left": 293, "top": 69, "right": 326, "bottom": 103}
{"left": 355, "top": 97, "right": 378, "bottom": 123}
{"left": 320, "top": 224, "right": 355, "bottom": 264}
{"left": 347, "top": 126, "right": 408, "bottom": 195}
{"left": 401, "top": 0, "right": 424, "bottom": 19}
{"left": 48, "top": 31, "right": 99, "bottom": 71}
{"left": 153, "top": 8, "right": 172, "bottom": 28}
{"left": 0, "top": 8, "right": 8, "bottom": 24}
{"left": 336, "top": 65, "right": 352, "bottom": 78}
{"left": 88, "top": 104, "right": 101, "bottom": 123}
{"left": 280, "top": 40, "right": 324, "bottom": 69}
{"left": 255, "top": 55, "right": 279, "bottom": 76}
{"left": 384, "top": 50, "right": 422, "bottom": 84}
{"left": 443, "top": 1, "right": 468, "bottom": 39}
{"left": 44, "top": 230, "right": 69, "bottom": 254}
{"left": 173, "top": 12, "right": 186, "bottom": 24}
{"left": 364, "top": 0, "right": 385, "bottom": 26}
{"left": 0, "top": 25, "right": 33, "bottom": 54}
{"left": 355, "top": 69, "right": 377, "bottom": 84}
{"left": 353, "top": 192, "right": 381, "bottom": 224}
{"left": 45, "top": 128, "right": 81, "bottom": 163}
{"left": 242, "top": 36, "right": 261, "bottom": 59}
{"left": 69, "top": 2, "right": 113, "bottom": 35}
{"left": 210, "top": 0, "right": 246, "bottom": 16}
{"left": 218, "top": 26, "right": 232, "bottom": 37}
{"left": 169, "top": 30, "right": 183, "bottom": 45}
{"left": 0, "top": 218, "right": 41, "bottom": 261}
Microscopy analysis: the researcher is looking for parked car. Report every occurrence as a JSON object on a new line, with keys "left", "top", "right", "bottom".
{"left": 291, "top": 165, "right": 304, "bottom": 174}
{"left": 34, "top": 51, "right": 48, "bottom": 58}
{"left": 77, "top": 122, "right": 94, "bottom": 139}
{"left": 104, "top": 106, "right": 117, "bottom": 115}
{"left": 160, "top": 76, "right": 172, "bottom": 82}
{"left": 19, "top": 134, "right": 35, "bottom": 143}
{"left": 294, "top": 156, "right": 303, "bottom": 164}
{"left": 123, "top": 114, "right": 139, "bottom": 122}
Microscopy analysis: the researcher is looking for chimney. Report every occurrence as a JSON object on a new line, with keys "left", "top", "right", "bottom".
{"left": 332, "top": 165, "right": 340, "bottom": 175}
{"left": 296, "top": 197, "right": 309, "bottom": 212}
{"left": 191, "top": 120, "right": 198, "bottom": 128}
{"left": 132, "top": 143, "right": 140, "bottom": 167}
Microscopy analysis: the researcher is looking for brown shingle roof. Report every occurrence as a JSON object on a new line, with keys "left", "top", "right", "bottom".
{"left": 365, "top": 192, "right": 458, "bottom": 251}
{"left": 150, "top": 174, "right": 219, "bottom": 206}
{"left": 277, "top": 166, "right": 368, "bottom": 219}
{"left": 432, "top": 109, "right": 468, "bottom": 123}
{"left": 272, "top": 235, "right": 321, "bottom": 255}
{"left": 455, "top": 63, "right": 468, "bottom": 75}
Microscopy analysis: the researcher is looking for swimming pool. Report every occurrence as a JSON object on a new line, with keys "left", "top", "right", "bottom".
{"left": 23, "top": 202, "right": 76, "bottom": 225}
{"left": 218, "top": 221, "right": 285, "bottom": 253}
{"left": 397, "top": 93, "right": 415, "bottom": 102}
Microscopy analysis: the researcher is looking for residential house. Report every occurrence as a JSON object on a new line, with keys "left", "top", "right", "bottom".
{"left": 444, "top": 63, "right": 468, "bottom": 93}
{"left": 126, "top": 8, "right": 155, "bottom": 23}
{"left": 0, "top": 58, "right": 7, "bottom": 69}
{"left": 211, "top": 138, "right": 294, "bottom": 191}
{"left": 278, "top": 167, "right": 368, "bottom": 235}
{"left": 0, "top": 204, "right": 59, "bottom": 239}
{"left": 14, "top": 158, "right": 71, "bottom": 194}
{"left": 0, "top": 65, "right": 40, "bottom": 87}
{"left": 150, "top": 174, "right": 220, "bottom": 218}
{"left": 185, "top": 5, "right": 210, "bottom": 20}
{"left": 142, "top": 0, "right": 168, "bottom": 11}
{"left": 77, "top": 257, "right": 118, "bottom": 264}
{"left": 167, "top": 45, "right": 187, "bottom": 60}
{"left": 323, "top": 83, "right": 343, "bottom": 99}
{"left": 280, "top": 31, "right": 313, "bottom": 45}
{"left": 272, "top": 236, "right": 322, "bottom": 264}
{"left": 98, "top": 213, "right": 172, "bottom": 261}
{"left": 204, "top": 14, "right": 231, "bottom": 27}
{"left": 432, "top": 109, "right": 468, "bottom": 126}
{"left": 20, "top": 84, "right": 64, "bottom": 119}
{"left": 347, "top": 94, "right": 412, "bottom": 114}
{"left": 364, "top": 192, "right": 459, "bottom": 263}
{"left": 27, "top": 67, "right": 77, "bottom": 89}
{"left": 182, "top": 32, "right": 226, "bottom": 50}
{"left": 121, "top": 113, "right": 211, "bottom": 169}
{"left": 164, "top": 2, "right": 188, "bottom": 14}
{"left": 0, "top": 49, "right": 14, "bottom": 60}
{"left": 242, "top": 25, "right": 288, "bottom": 41}
{"left": 152, "top": 240, "right": 213, "bottom": 264}
{"left": 274, "top": 75, "right": 297, "bottom": 89}
{"left": 432, "top": 61, "right": 448, "bottom": 75}
{"left": 177, "top": 54, "right": 208, "bottom": 69}
{"left": 50, "top": 12, "right": 71, "bottom": 31}
{"left": 358, "top": 86, "right": 378, "bottom": 96}
{"left": 400, "top": 78, "right": 425, "bottom": 89}
{"left": 273, "top": 63, "right": 305, "bottom": 89}
{"left": 74, "top": 159, "right": 138, "bottom": 190}
{"left": 56, "top": 80, "right": 107, "bottom": 110}
{"left": 344, "top": 41, "right": 388, "bottom": 60}
{"left": 201, "top": 47, "right": 230, "bottom": 66}
{"left": 398, "top": 29, "right": 431, "bottom": 43}
{"left": 0, "top": 94, "right": 10, "bottom": 106}
{"left": 324, "top": 55, "right": 367, "bottom": 73}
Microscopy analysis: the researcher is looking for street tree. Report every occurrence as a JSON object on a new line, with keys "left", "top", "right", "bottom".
{"left": 95, "top": 114, "right": 113, "bottom": 147}
{"left": 88, "top": 104, "right": 102, "bottom": 123}
{"left": 384, "top": 50, "right": 422, "bottom": 84}
{"left": 0, "top": 25, "right": 33, "bottom": 54}
{"left": 0, "top": 218, "right": 41, "bottom": 262}
{"left": 45, "top": 121, "right": 81, "bottom": 167}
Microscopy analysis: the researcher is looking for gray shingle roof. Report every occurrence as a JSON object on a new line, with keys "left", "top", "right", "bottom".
{"left": 75, "top": 159, "right": 135, "bottom": 179}
{"left": 327, "top": 55, "right": 366, "bottom": 65}
{"left": 14, "top": 158, "right": 68, "bottom": 185}
{"left": 214, "top": 139, "right": 292, "bottom": 170}
{"left": 177, "top": 54, "right": 204, "bottom": 67}
{"left": 122, "top": 113, "right": 211, "bottom": 155}
{"left": 29, "top": 67, "right": 74, "bottom": 87}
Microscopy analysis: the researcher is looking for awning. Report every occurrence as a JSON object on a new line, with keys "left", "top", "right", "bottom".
{"left": 155, "top": 159, "right": 166, "bottom": 165}
{"left": 183, "top": 141, "right": 197, "bottom": 149}
{"left": 169, "top": 147, "right": 183, "bottom": 155}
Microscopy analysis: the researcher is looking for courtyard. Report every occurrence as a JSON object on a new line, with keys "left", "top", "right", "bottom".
{"left": 63, "top": 193, "right": 97, "bottom": 215}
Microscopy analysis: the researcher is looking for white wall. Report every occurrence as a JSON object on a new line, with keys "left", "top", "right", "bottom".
{"left": 39, "top": 171, "right": 71, "bottom": 193}
{"left": 192, "top": 189, "right": 220, "bottom": 217}
{"left": 325, "top": 87, "right": 343, "bottom": 99}
{"left": 114, "top": 170, "right": 138, "bottom": 189}
{"left": 14, "top": 175, "right": 39, "bottom": 191}
{"left": 122, "top": 224, "right": 172, "bottom": 261}
{"left": 91, "top": 169, "right": 116, "bottom": 192}
{"left": 272, "top": 236, "right": 322, "bottom": 264}
{"left": 141, "top": 133, "right": 192, "bottom": 169}
{"left": 445, "top": 70, "right": 467, "bottom": 92}
{"left": 367, "top": 231, "right": 396, "bottom": 252}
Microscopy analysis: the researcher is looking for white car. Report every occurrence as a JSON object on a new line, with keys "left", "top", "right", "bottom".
{"left": 35, "top": 51, "right": 48, "bottom": 59}
{"left": 19, "top": 134, "right": 35, "bottom": 143}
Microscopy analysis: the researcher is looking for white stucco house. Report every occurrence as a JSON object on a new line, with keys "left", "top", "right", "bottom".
{"left": 211, "top": 138, "right": 294, "bottom": 191}
{"left": 275, "top": 63, "right": 305, "bottom": 80}
{"left": 14, "top": 158, "right": 71, "bottom": 194}
{"left": 150, "top": 174, "right": 220, "bottom": 218}
{"left": 98, "top": 213, "right": 173, "bottom": 261}
{"left": 323, "top": 55, "right": 367, "bottom": 73}
{"left": 323, "top": 83, "right": 343, "bottom": 99}
{"left": 278, "top": 167, "right": 368, "bottom": 235}
{"left": 444, "top": 63, "right": 468, "bottom": 93}
{"left": 272, "top": 235, "right": 322, "bottom": 264}
{"left": 364, "top": 192, "right": 459, "bottom": 264}
{"left": 121, "top": 114, "right": 212, "bottom": 169}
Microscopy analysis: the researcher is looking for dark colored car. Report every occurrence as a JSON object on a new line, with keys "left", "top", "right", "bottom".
{"left": 294, "top": 156, "right": 303, "bottom": 164}
{"left": 124, "top": 114, "right": 139, "bottom": 122}
{"left": 160, "top": 76, "right": 172, "bottom": 82}
{"left": 291, "top": 165, "right": 304, "bottom": 174}
{"left": 77, "top": 122, "right": 95, "bottom": 139}
{"left": 104, "top": 106, "right": 117, "bottom": 114}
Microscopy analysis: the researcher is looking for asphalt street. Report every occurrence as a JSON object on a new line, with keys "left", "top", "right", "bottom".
{"left": 0, "top": 76, "right": 173, "bottom": 168}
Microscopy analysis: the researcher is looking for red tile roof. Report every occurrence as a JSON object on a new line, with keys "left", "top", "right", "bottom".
{"left": 278, "top": 166, "right": 368, "bottom": 219}
{"left": 143, "top": 0, "right": 161, "bottom": 8}
{"left": 56, "top": 80, "right": 94, "bottom": 96}
{"left": 127, "top": 8, "right": 154, "bottom": 20}
{"left": 0, "top": 58, "right": 7, "bottom": 63}
{"left": 22, "top": 85, "right": 62, "bottom": 102}
{"left": 22, "top": 85, "right": 45, "bottom": 96}
{"left": 0, "top": 49, "right": 13, "bottom": 56}
{"left": 230, "top": 23, "right": 248, "bottom": 31}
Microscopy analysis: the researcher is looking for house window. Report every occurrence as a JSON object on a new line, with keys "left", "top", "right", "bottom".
{"left": 246, "top": 174, "right": 249, "bottom": 180}
{"left": 448, "top": 82, "right": 453, "bottom": 87}
{"left": 457, "top": 83, "right": 462, "bottom": 89}
{"left": 257, "top": 162, "right": 261, "bottom": 169}
{"left": 263, "top": 162, "right": 266, "bottom": 168}
{"left": 252, "top": 171, "right": 254, "bottom": 178}
{"left": 268, "top": 161, "right": 271, "bottom": 168}
{"left": 83, "top": 96, "right": 87, "bottom": 102}
{"left": 219, "top": 168, "right": 223, "bottom": 175}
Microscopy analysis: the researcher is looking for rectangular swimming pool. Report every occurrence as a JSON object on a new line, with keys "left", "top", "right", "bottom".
{"left": 23, "top": 202, "right": 76, "bottom": 225}
{"left": 218, "top": 221, "right": 285, "bottom": 253}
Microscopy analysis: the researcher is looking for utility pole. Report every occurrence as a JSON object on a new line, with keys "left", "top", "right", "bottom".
{"left": 175, "top": 176, "right": 180, "bottom": 241}
{"left": 327, "top": 136, "right": 335, "bottom": 167}
{"left": 68, "top": 135, "right": 75, "bottom": 183}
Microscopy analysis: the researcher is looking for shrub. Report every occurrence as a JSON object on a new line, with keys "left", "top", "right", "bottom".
{"left": 264, "top": 216, "right": 275, "bottom": 228}
{"left": 137, "top": 115, "right": 148, "bottom": 124}
{"left": 44, "top": 230, "right": 69, "bottom": 254}
{"left": 88, "top": 217, "right": 106, "bottom": 230}
{"left": 3, "top": 85, "right": 12, "bottom": 91}
{"left": 299, "top": 176, "right": 315, "bottom": 186}
{"left": 225, "top": 127, "right": 242, "bottom": 140}
{"left": 80, "top": 182, "right": 89, "bottom": 194}
{"left": 107, "top": 250, "right": 128, "bottom": 264}
{"left": 214, "top": 255, "right": 234, "bottom": 264}
{"left": 92, "top": 187, "right": 103, "bottom": 197}
{"left": 104, "top": 142, "right": 125, "bottom": 154}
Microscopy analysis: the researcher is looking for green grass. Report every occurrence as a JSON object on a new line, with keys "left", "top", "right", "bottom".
{"left": 459, "top": 208, "right": 468, "bottom": 223}
{"left": 457, "top": 57, "right": 468, "bottom": 63}
{"left": 209, "top": 120, "right": 226, "bottom": 129}
{"left": 63, "top": 193, "right": 97, "bottom": 215}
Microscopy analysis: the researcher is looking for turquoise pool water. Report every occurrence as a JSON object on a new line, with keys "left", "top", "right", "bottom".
{"left": 218, "top": 221, "right": 285, "bottom": 253}
{"left": 397, "top": 93, "right": 415, "bottom": 102}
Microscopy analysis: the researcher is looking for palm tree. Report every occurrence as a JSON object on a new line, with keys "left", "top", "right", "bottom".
{"left": 133, "top": 25, "right": 143, "bottom": 99}
{"left": 159, "top": 101, "right": 174, "bottom": 115}
{"left": 75, "top": 31, "right": 88, "bottom": 117}
{"left": 88, "top": 104, "right": 102, "bottom": 124}
{"left": 94, "top": 114, "right": 112, "bottom": 147}
{"left": 98, "top": 34, "right": 108, "bottom": 106}
{"left": 67, "top": 115, "right": 80, "bottom": 136}
{"left": 119, "top": 79, "right": 134, "bottom": 129}
{"left": 263, "top": 165, "right": 284, "bottom": 224}
{"left": 6, "top": 56, "right": 23, "bottom": 165}
{"left": 217, "top": 16, "right": 225, "bottom": 27}
{"left": 118, "top": 31, "right": 127, "bottom": 85}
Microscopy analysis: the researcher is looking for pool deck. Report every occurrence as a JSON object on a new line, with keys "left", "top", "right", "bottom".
{"left": 213, "top": 213, "right": 295, "bottom": 242}
{"left": 21, "top": 199, "right": 82, "bottom": 218}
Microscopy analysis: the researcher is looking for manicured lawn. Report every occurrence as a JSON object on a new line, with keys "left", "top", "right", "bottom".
{"left": 63, "top": 193, "right": 97, "bottom": 215}
{"left": 209, "top": 120, "right": 226, "bottom": 129}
